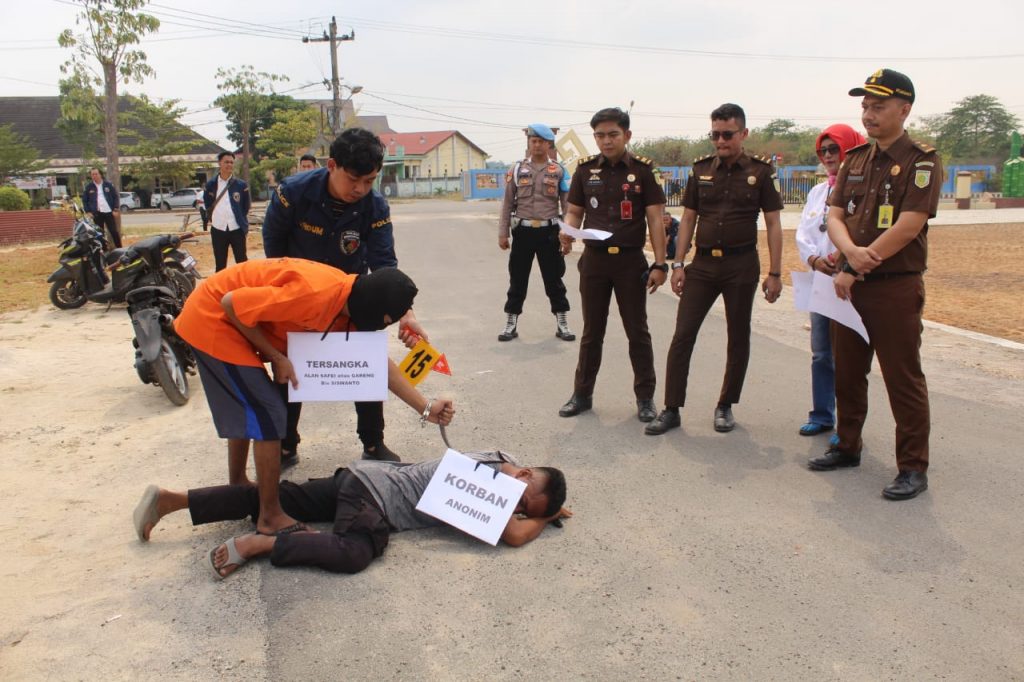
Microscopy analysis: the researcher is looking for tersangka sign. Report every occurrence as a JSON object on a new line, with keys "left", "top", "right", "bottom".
{"left": 415, "top": 450, "right": 526, "bottom": 546}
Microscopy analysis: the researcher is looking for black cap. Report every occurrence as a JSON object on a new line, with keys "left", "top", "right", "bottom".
{"left": 849, "top": 69, "right": 915, "bottom": 104}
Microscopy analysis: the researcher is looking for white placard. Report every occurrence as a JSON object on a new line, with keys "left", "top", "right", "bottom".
{"left": 286, "top": 331, "right": 388, "bottom": 402}
{"left": 791, "top": 271, "right": 870, "bottom": 343}
{"left": 415, "top": 449, "right": 527, "bottom": 546}
{"left": 557, "top": 219, "right": 612, "bottom": 241}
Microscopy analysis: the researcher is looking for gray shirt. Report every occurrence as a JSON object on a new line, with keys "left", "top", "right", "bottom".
{"left": 349, "top": 450, "right": 520, "bottom": 531}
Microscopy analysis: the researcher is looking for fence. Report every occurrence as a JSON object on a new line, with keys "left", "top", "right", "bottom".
{"left": 380, "top": 177, "right": 462, "bottom": 200}
{"left": 0, "top": 209, "right": 71, "bottom": 246}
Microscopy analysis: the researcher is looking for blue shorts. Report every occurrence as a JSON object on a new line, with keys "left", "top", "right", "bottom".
{"left": 193, "top": 348, "right": 285, "bottom": 441}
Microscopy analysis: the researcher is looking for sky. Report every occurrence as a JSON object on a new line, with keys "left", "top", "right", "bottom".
{"left": 3, "top": 0, "right": 1023, "bottom": 163}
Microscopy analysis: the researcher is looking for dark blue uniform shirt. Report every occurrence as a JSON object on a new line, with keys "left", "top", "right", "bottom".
{"left": 262, "top": 168, "right": 396, "bottom": 274}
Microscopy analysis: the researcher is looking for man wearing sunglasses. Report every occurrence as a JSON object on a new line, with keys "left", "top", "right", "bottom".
{"left": 557, "top": 107, "right": 668, "bottom": 422}
{"left": 646, "top": 103, "right": 784, "bottom": 436}
{"left": 808, "top": 69, "right": 942, "bottom": 501}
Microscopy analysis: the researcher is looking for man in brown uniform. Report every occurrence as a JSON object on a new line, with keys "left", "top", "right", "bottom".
{"left": 497, "top": 123, "right": 574, "bottom": 342}
{"left": 808, "top": 69, "right": 941, "bottom": 501}
{"left": 646, "top": 103, "right": 784, "bottom": 436}
{"left": 558, "top": 107, "right": 667, "bottom": 422}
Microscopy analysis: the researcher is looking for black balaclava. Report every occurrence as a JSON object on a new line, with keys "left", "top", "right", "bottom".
{"left": 345, "top": 267, "right": 418, "bottom": 332}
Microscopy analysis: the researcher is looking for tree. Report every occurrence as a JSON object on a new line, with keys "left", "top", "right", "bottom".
{"left": 923, "top": 95, "right": 1021, "bottom": 164}
{"left": 56, "top": 69, "right": 105, "bottom": 159}
{"left": 121, "top": 95, "right": 203, "bottom": 193}
{"left": 254, "top": 107, "right": 319, "bottom": 183}
{"left": 630, "top": 136, "right": 713, "bottom": 166}
{"left": 0, "top": 125, "right": 45, "bottom": 182}
{"left": 214, "top": 66, "right": 288, "bottom": 185}
{"left": 58, "top": 0, "right": 160, "bottom": 190}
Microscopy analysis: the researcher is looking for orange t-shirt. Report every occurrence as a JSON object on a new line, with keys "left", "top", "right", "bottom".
{"left": 175, "top": 258, "right": 356, "bottom": 367}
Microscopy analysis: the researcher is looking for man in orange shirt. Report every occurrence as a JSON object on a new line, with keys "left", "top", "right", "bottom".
{"left": 174, "top": 259, "right": 455, "bottom": 536}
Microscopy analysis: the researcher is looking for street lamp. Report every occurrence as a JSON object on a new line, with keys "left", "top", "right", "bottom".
{"left": 333, "top": 84, "right": 363, "bottom": 134}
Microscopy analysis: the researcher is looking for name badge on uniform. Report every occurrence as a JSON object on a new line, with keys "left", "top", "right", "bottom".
{"left": 620, "top": 200, "right": 633, "bottom": 220}
{"left": 877, "top": 182, "right": 893, "bottom": 229}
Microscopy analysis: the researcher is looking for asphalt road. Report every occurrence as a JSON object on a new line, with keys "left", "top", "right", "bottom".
{"left": 1, "top": 200, "right": 1021, "bottom": 680}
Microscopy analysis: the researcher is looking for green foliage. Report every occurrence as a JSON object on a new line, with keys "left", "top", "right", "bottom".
{"left": 58, "top": 0, "right": 160, "bottom": 186}
{"left": 631, "top": 136, "right": 712, "bottom": 166}
{"left": 214, "top": 66, "right": 289, "bottom": 183}
{"left": 120, "top": 95, "right": 201, "bottom": 190}
{"left": 56, "top": 70, "right": 104, "bottom": 157}
{"left": 0, "top": 125, "right": 45, "bottom": 181}
{"left": 633, "top": 118, "right": 825, "bottom": 167}
{"left": 253, "top": 107, "right": 319, "bottom": 185}
{"left": 923, "top": 95, "right": 1021, "bottom": 164}
{"left": 0, "top": 186, "right": 32, "bottom": 211}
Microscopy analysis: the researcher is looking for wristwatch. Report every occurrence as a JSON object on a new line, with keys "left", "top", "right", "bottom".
{"left": 671, "top": 262, "right": 685, "bottom": 270}
{"left": 841, "top": 262, "right": 859, "bottom": 277}
{"left": 650, "top": 263, "right": 669, "bottom": 273}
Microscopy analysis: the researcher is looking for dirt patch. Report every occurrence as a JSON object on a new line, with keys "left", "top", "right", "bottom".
{"left": 758, "top": 222, "right": 1024, "bottom": 343}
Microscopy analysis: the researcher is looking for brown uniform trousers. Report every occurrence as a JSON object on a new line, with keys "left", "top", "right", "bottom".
{"left": 832, "top": 275, "right": 929, "bottom": 472}
{"left": 575, "top": 246, "right": 655, "bottom": 399}
{"left": 665, "top": 250, "right": 759, "bottom": 407}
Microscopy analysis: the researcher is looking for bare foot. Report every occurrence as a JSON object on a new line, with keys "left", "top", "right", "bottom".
{"left": 210, "top": 534, "right": 274, "bottom": 578}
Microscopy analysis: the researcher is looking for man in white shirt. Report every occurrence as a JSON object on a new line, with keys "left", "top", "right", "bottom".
{"left": 203, "top": 151, "right": 252, "bottom": 271}
{"left": 83, "top": 167, "right": 122, "bottom": 248}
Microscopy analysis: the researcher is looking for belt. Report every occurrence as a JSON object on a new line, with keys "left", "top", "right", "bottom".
{"left": 861, "top": 271, "right": 920, "bottom": 282}
{"left": 516, "top": 218, "right": 557, "bottom": 228}
{"left": 695, "top": 243, "right": 757, "bottom": 258}
{"left": 584, "top": 243, "right": 640, "bottom": 254}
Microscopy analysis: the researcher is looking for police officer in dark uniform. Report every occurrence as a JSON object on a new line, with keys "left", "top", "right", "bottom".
{"left": 645, "top": 103, "right": 784, "bottom": 436}
{"left": 263, "top": 128, "right": 428, "bottom": 463}
{"left": 809, "top": 69, "right": 942, "bottom": 501}
{"left": 497, "top": 123, "right": 574, "bottom": 342}
{"left": 557, "top": 107, "right": 668, "bottom": 422}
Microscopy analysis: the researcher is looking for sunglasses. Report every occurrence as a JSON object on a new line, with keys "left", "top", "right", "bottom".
{"left": 708, "top": 130, "right": 743, "bottom": 141}
{"left": 818, "top": 144, "right": 841, "bottom": 157}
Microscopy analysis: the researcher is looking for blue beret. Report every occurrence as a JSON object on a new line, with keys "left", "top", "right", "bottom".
{"left": 526, "top": 123, "right": 555, "bottom": 141}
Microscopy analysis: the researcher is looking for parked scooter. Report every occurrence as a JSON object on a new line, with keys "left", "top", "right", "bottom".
{"left": 126, "top": 282, "right": 196, "bottom": 405}
{"left": 47, "top": 213, "right": 200, "bottom": 309}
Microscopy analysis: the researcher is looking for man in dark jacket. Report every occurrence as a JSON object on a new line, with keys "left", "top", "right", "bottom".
{"left": 204, "top": 151, "right": 252, "bottom": 272}
{"left": 82, "top": 167, "right": 122, "bottom": 248}
{"left": 263, "top": 128, "right": 428, "bottom": 464}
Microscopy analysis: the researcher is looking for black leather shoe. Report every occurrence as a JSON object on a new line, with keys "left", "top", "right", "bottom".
{"left": 362, "top": 443, "right": 402, "bottom": 462}
{"left": 644, "top": 409, "right": 680, "bottom": 435}
{"left": 637, "top": 399, "right": 657, "bottom": 422}
{"left": 280, "top": 448, "right": 299, "bottom": 469}
{"left": 807, "top": 447, "right": 861, "bottom": 471}
{"left": 713, "top": 405, "right": 735, "bottom": 432}
{"left": 558, "top": 394, "right": 592, "bottom": 417}
{"left": 882, "top": 471, "right": 928, "bottom": 500}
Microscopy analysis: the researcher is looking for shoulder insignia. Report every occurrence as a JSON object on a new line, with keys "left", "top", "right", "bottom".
{"left": 751, "top": 154, "right": 772, "bottom": 165}
{"left": 693, "top": 154, "right": 714, "bottom": 164}
{"left": 578, "top": 154, "right": 598, "bottom": 165}
{"left": 846, "top": 141, "right": 871, "bottom": 155}
{"left": 634, "top": 155, "right": 654, "bottom": 166}
{"left": 276, "top": 187, "right": 290, "bottom": 208}
{"left": 911, "top": 139, "right": 936, "bottom": 154}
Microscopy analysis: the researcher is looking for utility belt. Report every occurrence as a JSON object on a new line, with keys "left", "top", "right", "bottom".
{"left": 695, "top": 242, "right": 757, "bottom": 258}
{"left": 861, "top": 271, "right": 920, "bottom": 282}
{"left": 584, "top": 243, "right": 641, "bottom": 255}
{"left": 514, "top": 218, "right": 558, "bottom": 228}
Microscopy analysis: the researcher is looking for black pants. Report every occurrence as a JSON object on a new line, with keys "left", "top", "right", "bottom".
{"left": 188, "top": 469, "right": 390, "bottom": 573}
{"left": 91, "top": 211, "right": 122, "bottom": 249}
{"left": 504, "top": 224, "right": 569, "bottom": 314}
{"left": 277, "top": 383, "right": 385, "bottom": 452}
{"left": 664, "top": 252, "right": 759, "bottom": 408}
{"left": 211, "top": 227, "right": 248, "bottom": 272}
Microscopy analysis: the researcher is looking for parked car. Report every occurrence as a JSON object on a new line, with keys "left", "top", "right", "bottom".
{"left": 119, "top": 191, "right": 141, "bottom": 211}
{"left": 154, "top": 188, "right": 204, "bottom": 211}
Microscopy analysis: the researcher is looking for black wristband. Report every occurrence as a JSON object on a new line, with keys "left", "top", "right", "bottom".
{"left": 768, "top": 272, "right": 781, "bottom": 278}
{"left": 649, "top": 263, "right": 669, "bottom": 273}
{"left": 841, "top": 262, "right": 859, "bottom": 277}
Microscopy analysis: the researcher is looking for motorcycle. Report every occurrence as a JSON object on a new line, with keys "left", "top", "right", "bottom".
{"left": 47, "top": 212, "right": 200, "bottom": 309}
{"left": 126, "top": 282, "right": 196, "bottom": 406}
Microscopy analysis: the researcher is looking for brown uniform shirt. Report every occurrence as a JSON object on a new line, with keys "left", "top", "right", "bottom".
{"left": 568, "top": 151, "right": 666, "bottom": 249}
{"left": 498, "top": 159, "right": 568, "bottom": 238}
{"left": 683, "top": 152, "right": 783, "bottom": 248}
{"left": 830, "top": 132, "right": 942, "bottom": 274}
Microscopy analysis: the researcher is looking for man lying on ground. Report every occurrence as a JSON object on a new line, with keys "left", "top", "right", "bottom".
{"left": 133, "top": 451, "right": 570, "bottom": 578}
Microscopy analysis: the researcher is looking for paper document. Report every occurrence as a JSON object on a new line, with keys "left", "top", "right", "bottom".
{"left": 790, "top": 271, "right": 870, "bottom": 343}
{"left": 557, "top": 219, "right": 612, "bottom": 241}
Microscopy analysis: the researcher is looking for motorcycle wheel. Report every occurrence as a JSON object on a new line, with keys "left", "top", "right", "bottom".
{"left": 49, "top": 279, "right": 87, "bottom": 309}
{"left": 153, "top": 336, "right": 190, "bottom": 406}
{"left": 165, "top": 265, "right": 196, "bottom": 302}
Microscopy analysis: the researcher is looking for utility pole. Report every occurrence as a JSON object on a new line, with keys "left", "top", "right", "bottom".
{"left": 303, "top": 17, "right": 355, "bottom": 135}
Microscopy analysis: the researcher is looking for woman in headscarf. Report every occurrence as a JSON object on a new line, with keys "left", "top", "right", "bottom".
{"left": 794, "top": 124, "right": 866, "bottom": 438}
